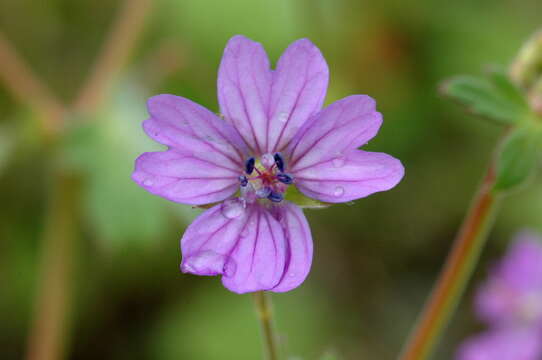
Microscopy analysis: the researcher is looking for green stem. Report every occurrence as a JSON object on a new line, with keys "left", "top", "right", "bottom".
{"left": 25, "top": 174, "right": 78, "bottom": 360}
{"left": 398, "top": 165, "right": 500, "bottom": 360}
{"left": 253, "top": 291, "right": 280, "bottom": 360}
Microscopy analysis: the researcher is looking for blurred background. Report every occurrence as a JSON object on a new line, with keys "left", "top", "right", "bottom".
{"left": 1, "top": 0, "right": 541, "bottom": 359}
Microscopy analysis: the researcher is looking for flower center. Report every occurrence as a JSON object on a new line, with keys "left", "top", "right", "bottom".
{"left": 238, "top": 152, "right": 294, "bottom": 203}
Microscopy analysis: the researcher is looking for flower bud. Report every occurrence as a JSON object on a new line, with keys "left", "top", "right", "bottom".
{"left": 510, "top": 30, "right": 542, "bottom": 90}
{"left": 510, "top": 30, "right": 542, "bottom": 115}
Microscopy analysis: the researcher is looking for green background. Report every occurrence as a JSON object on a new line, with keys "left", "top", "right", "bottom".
{"left": 1, "top": 0, "right": 541, "bottom": 359}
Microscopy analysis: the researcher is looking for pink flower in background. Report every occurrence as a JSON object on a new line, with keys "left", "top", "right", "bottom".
{"left": 132, "top": 35, "right": 404, "bottom": 293}
{"left": 476, "top": 231, "right": 542, "bottom": 328}
{"left": 457, "top": 328, "right": 542, "bottom": 360}
{"left": 457, "top": 231, "right": 542, "bottom": 360}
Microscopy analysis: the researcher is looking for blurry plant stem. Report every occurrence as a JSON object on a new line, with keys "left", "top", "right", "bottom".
{"left": 253, "top": 292, "right": 279, "bottom": 360}
{"left": 399, "top": 165, "right": 500, "bottom": 360}
{"left": 0, "top": 32, "right": 64, "bottom": 137}
{"left": 74, "top": 0, "right": 151, "bottom": 112}
{"left": 26, "top": 174, "right": 78, "bottom": 360}
{"left": 0, "top": 1, "right": 153, "bottom": 360}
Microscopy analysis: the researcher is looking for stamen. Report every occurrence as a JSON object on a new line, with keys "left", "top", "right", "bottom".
{"left": 238, "top": 175, "right": 248, "bottom": 187}
{"left": 276, "top": 173, "right": 294, "bottom": 184}
{"left": 273, "top": 153, "right": 285, "bottom": 172}
{"left": 268, "top": 191, "right": 283, "bottom": 203}
{"left": 245, "top": 157, "right": 255, "bottom": 174}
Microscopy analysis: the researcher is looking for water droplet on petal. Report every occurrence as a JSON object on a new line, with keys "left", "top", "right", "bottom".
{"left": 278, "top": 112, "right": 289, "bottom": 123}
{"left": 289, "top": 273, "right": 296, "bottom": 278}
{"left": 221, "top": 199, "right": 245, "bottom": 219}
{"left": 333, "top": 186, "right": 345, "bottom": 197}
{"left": 180, "top": 262, "right": 195, "bottom": 273}
{"left": 332, "top": 156, "right": 345, "bottom": 168}
{"left": 143, "top": 178, "right": 153, "bottom": 186}
{"left": 182, "top": 250, "right": 228, "bottom": 275}
{"left": 223, "top": 260, "right": 237, "bottom": 277}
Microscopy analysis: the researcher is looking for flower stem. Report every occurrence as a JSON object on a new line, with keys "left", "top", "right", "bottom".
{"left": 398, "top": 165, "right": 500, "bottom": 360}
{"left": 253, "top": 291, "right": 280, "bottom": 360}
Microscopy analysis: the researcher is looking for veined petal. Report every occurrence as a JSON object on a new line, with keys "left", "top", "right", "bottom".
{"left": 181, "top": 201, "right": 287, "bottom": 294}
{"left": 217, "top": 35, "right": 272, "bottom": 154}
{"left": 287, "top": 95, "right": 382, "bottom": 170}
{"left": 145, "top": 94, "right": 248, "bottom": 169}
{"left": 456, "top": 328, "right": 542, "bottom": 360}
{"left": 271, "top": 202, "right": 313, "bottom": 292}
{"left": 267, "top": 39, "right": 329, "bottom": 153}
{"left": 132, "top": 150, "right": 239, "bottom": 205}
{"left": 221, "top": 205, "right": 287, "bottom": 293}
{"left": 292, "top": 150, "right": 404, "bottom": 203}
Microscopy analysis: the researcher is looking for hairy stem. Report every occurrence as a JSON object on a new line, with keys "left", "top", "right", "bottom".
{"left": 398, "top": 165, "right": 500, "bottom": 360}
{"left": 25, "top": 174, "right": 78, "bottom": 360}
{"left": 253, "top": 291, "right": 280, "bottom": 360}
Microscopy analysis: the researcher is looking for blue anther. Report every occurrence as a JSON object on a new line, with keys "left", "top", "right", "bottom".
{"left": 245, "top": 157, "right": 255, "bottom": 174}
{"left": 276, "top": 173, "right": 294, "bottom": 184}
{"left": 268, "top": 191, "right": 283, "bottom": 203}
{"left": 239, "top": 175, "right": 248, "bottom": 187}
{"left": 273, "top": 153, "right": 285, "bottom": 172}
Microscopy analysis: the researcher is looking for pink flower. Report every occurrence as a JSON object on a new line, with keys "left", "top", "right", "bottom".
{"left": 456, "top": 231, "right": 542, "bottom": 360}
{"left": 456, "top": 328, "right": 542, "bottom": 360}
{"left": 132, "top": 35, "right": 404, "bottom": 293}
{"left": 475, "top": 231, "right": 542, "bottom": 327}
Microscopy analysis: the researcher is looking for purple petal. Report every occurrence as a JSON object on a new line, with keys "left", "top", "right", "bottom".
{"left": 132, "top": 150, "right": 239, "bottom": 205}
{"left": 217, "top": 35, "right": 272, "bottom": 154}
{"left": 292, "top": 149, "right": 404, "bottom": 203}
{"left": 475, "top": 231, "right": 542, "bottom": 325}
{"left": 271, "top": 202, "right": 313, "bottom": 292}
{"left": 287, "top": 95, "right": 383, "bottom": 171}
{"left": 144, "top": 94, "right": 248, "bottom": 169}
{"left": 266, "top": 39, "right": 329, "bottom": 153}
{"left": 181, "top": 200, "right": 287, "bottom": 294}
{"left": 496, "top": 232, "right": 542, "bottom": 291}
{"left": 456, "top": 328, "right": 542, "bottom": 360}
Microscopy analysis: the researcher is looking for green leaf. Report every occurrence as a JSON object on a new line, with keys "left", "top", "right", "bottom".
{"left": 284, "top": 185, "right": 331, "bottom": 209}
{"left": 443, "top": 69, "right": 530, "bottom": 124}
{"left": 494, "top": 126, "right": 541, "bottom": 191}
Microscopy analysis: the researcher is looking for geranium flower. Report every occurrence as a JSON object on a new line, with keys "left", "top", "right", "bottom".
{"left": 456, "top": 327, "right": 542, "bottom": 360}
{"left": 456, "top": 231, "right": 542, "bottom": 360}
{"left": 475, "top": 231, "right": 542, "bottom": 327}
{"left": 132, "top": 35, "right": 404, "bottom": 293}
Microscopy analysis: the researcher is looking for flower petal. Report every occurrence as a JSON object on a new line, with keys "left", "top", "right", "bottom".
{"left": 266, "top": 39, "right": 329, "bottom": 153}
{"left": 181, "top": 200, "right": 287, "bottom": 294}
{"left": 475, "top": 231, "right": 542, "bottom": 325}
{"left": 292, "top": 150, "right": 404, "bottom": 203}
{"left": 456, "top": 328, "right": 542, "bottom": 360}
{"left": 496, "top": 232, "right": 542, "bottom": 291}
{"left": 287, "top": 95, "right": 382, "bottom": 171}
{"left": 132, "top": 150, "right": 239, "bottom": 205}
{"left": 144, "top": 94, "right": 248, "bottom": 169}
{"left": 271, "top": 202, "right": 313, "bottom": 292}
{"left": 217, "top": 35, "right": 272, "bottom": 154}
